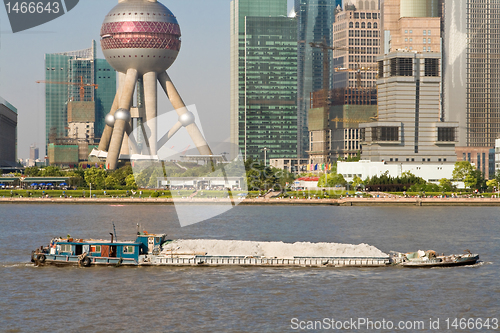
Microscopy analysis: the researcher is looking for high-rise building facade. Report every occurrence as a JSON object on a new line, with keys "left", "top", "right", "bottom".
{"left": 296, "top": 0, "right": 342, "bottom": 158}
{"left": 443, "top": 0, "right": 500, "bottom": 148}
{"left": 328, "top": 1, "right": 380, "bottom": 159}
{"left": 44, "top": 41, "right": 116, "bottom": 149}
{"left": 0, "top": 97, "right": 18, "bottom": 169}
{"left": 381, "top": 0, "right": 441, "bottom": 55}
{"left": 360, "top": 52, "right": 457, "bottom": 162}
{"left": 230, "top": 0, "right": 298, "bottom": 163}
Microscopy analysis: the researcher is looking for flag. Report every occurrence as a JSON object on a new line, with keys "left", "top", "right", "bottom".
{"left": 314, "top": 164, "right": 318, "bottom": 171}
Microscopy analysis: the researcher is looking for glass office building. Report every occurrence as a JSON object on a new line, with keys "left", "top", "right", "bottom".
{"left": 44, "top": 41, "right": 116, "bottom": 148}
{"left": 295, "top": 0, "right": 342, "bottom": 158}
{"left": 230, "top": 0, "right": 298, "bottom": 163}
{"left": 443, "top": 0, "right": 500, "bottom": 147}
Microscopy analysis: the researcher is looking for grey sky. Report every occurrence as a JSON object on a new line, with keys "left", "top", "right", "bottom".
{"left": 0, "top": 0, "right": 295, "bottom": 159}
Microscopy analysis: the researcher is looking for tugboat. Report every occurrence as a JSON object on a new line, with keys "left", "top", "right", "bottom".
{"left": 391, "top": 250, "right": 480, "bottom": 268}
{"left": 31, "top": 232, "right": 167, "bottom": 267}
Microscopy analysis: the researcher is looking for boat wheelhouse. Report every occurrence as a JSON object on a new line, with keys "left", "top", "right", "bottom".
{"left": 32, "top": 233, "right": 167, "bottom": 267}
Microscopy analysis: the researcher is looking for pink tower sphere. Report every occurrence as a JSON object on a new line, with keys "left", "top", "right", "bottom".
{"left": 100, "top": 0, "right": 181, "bottom": 75}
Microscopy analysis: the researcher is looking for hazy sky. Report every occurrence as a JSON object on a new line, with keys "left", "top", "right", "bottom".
{"left": 0, "top": 0, "right": 295, "bottom": 159}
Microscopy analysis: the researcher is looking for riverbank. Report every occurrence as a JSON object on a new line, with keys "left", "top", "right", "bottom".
{"left": 2, "top": 196, "right": 500, "bottom": 206}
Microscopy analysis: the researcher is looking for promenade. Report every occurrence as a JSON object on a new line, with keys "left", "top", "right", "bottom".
{"left": 1, "top": 196, "right": 500, "bottom": 206}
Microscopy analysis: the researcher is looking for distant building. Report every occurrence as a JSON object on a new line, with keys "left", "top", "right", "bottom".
{"left": 455, "top": 147, "right": 495, "bottom": 180}
{"left": 380, "top": 0, "right": 441, "bottom": 54}
{"left": 328, "top": 1, "right": 381, "bottom": 160}
{"left": 0, "top": 97, "right": 20, "bottom": 172}
{"left": 29, "top": 145, "right": 39, "bottom": 161}
{"left": 361, "top": 52, "right": 457, "bottom": 163}
{"left": 230, "top": 0, "right": 298, "bottom": 164}
{"left": 296, "top": 0, "right": 343, "bottom": 158}
{"left": 44, "top": 40, "right": 116, "bottom": 149}
{"left": 269, "top": 158, "right": 310, "bottom": 174}
{"left": 337, "top": 160, "right": 465, "bottom": 188}
{"left": 442, "top": 0, "right": 500, "bottom": 148}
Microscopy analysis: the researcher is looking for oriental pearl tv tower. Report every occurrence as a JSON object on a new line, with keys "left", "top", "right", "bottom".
{"left": 96, "top": 0, "right": 212, "bottom": 170}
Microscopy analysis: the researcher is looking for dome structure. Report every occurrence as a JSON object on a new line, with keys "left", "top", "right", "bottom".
{"left": 100, "top": 0, "right": 181, "bottom": 74}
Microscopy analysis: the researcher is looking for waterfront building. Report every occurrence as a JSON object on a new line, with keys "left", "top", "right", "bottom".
{"left": 442, "top": 0, "right": 500, "bottom": 148}
{"left": 360, "top": 52, "right": 457, "bottom": 163}
{"left": 29, "top": 145, "right": 39, "bottom": 161}
{"left": 269, "top": 158, "right": 310, "bottom": 173}
{"left": 380, "top": 0, "right": 441, "bottom": 54}
{"left": 337, "top": 160, "right": 465, "bottom": 188}
{"left": 0, "top": 97, "right": 19, "bottom": 171}
{"left": 455, "top": 147, "right": 495, "bottom": 180}
{"left": 296, "top": 0, "right": 342, "bottom": 158}
{"left": 44, "top": 41, "right": 116, "bottom": 149}
{"left": 230, "top": 0, "right": 298, "bottom": 164}
{"left": 327, "top": 0, "right": 380, "bottom": 160}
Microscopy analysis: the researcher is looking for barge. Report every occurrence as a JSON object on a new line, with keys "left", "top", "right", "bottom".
{"left": 31, "top": 234, "right": 479, "bottom": 268}
{"left": 31, "top": 233, "right": 391, "bottom": 268}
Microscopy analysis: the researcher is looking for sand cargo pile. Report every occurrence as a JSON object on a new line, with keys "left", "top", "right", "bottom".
{"left": 153, "top": 239, "right": 391, "bottom": 267}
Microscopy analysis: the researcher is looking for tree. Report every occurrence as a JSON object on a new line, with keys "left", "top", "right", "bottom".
{"left": 439, "top": 178, "right": 453, "bottom": 192}
{"left": 318, "top": 173, "right": 346, "bottom": 187}
{"left": 105, "top": 175, "right": 120, "bottom": 189}
{"left": 125, "top": 174, "right": 137, "bottom": 189}
{"left": 84, "top": 167, "right": 107, "bottom": 190}
{"left": 41, "top": 166, "right": 63, "bottom": 177}
{"left": 352, "top": 175, "right": 363, "bottom": 188}
{"left": 452, "top": 161, "right": 475, "bottom": 182}
{"left": 486, "top": 179, "right": 498, "bottom": 192}
{"left": 24, "top": 166, "right": 40, "bottom": 177}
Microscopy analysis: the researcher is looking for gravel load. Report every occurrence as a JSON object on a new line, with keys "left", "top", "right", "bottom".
{"left": 161, "top": 239, "right": 388, "bottom": 259}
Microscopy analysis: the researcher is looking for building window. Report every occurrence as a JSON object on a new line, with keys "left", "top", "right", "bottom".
{"left": 372, "top": 127, "right": 399, "bottom": 141}
{"left": 378, "top": 61, "right": 384, "bottom": 78}
{"left": 438, "top": 127, "right": 455, "bottom": 142}
{"left": 423, "top": 30, "right": 426, "bottom": 35}
{"left": 367, "top": 22, "right": 371, "bottom": 29}
{"left": 423, "top": 47, "right": 426, "bottom": 51}
{"left": 373, "top": 22, "right": 377, "bottom": 29}
{"left": 405, "top": 30, "right": 408, "bottom": 34}
{"left": 349, "top": 22, "right": 353, "bottom": 28}
{"left": 361, "top": 22, "right": 365, "bottom": 28}
{"left": 423, "top": 39, "right": 426, "bottom": 43}
{"left": 428, "top": 30, "right": 431, "bottom": 35}
{"left": 425, "top": 58, "right": 439, "bottom": 77}
{"left": 390, "top": 58, "right": 413, "bottom": 76}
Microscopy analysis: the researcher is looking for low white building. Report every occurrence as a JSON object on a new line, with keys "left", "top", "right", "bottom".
{"left": 338, "top": 160, "right": 465, "bottom": 188}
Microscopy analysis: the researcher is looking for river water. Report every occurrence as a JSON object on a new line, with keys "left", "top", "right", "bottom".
{"left": 0, "top": 204, "right": 498, "bottom": 332}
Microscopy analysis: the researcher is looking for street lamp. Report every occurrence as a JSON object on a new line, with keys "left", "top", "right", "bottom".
{"left": 261, "top": 147, "right": 269, "bottom": 167}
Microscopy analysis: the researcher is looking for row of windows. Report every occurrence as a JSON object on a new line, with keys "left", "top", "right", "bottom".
{"left": 349, "top": 39, "right": 380, "bottom": 46}
{"left": 349, "top": 30, "right": 379, "bottom": 38}
{"left": 405, "top": 30, "right": 432, "bottom": 35}
{"left": 348, "top": 22, "right": 378, "bottom": 29}
{"left": 404, "top": 38, "right": 432, "bottom": 43}
{"left": 353, "top": 12, "right": 380, "bottom": 20}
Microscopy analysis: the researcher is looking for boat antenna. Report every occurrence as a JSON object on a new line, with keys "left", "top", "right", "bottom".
{"left": 112, "top": 222, "right": 117, "bottom": 242}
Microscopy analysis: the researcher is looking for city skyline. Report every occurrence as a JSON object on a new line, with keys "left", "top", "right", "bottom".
{"left": 0, "top": 0, "right": 296, "bottom": 160}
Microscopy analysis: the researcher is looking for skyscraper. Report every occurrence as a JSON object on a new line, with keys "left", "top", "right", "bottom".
{"left": 0, "top": 97, "right": 17, "bottom": 170}
{"left": 44, "top": 41, "right": 116, "bottom": 149}
{"left": 443, "top": 0, "right": 500, "bottom": 148}
{"left": 230, "top": 0, "right": 298, "bottom": 163}
{"left": 296, "top": 0, "right": 342, "bottom": 158}
{"left": 329, "top": 0, "right": 380, "bottom": 159}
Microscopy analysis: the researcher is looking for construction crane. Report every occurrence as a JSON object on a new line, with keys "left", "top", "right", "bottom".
{"left": 309, "top": 37, "right": 348, "bottom": 107}
{"left": 36, "top": 76, "right": 98, "bottom": 102}
{"left": 334, "top": 66, "right": 374, "bottom": 88}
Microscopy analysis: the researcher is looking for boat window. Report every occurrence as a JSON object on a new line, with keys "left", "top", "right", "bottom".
{"left": 123, "top": 246, "right": 135, "bottom": 254}
{"left": 60, "top": 244, "right": 72, "bottom": 252}
{"left": 90, "top": 245, "right": 101, "bottom": 252}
